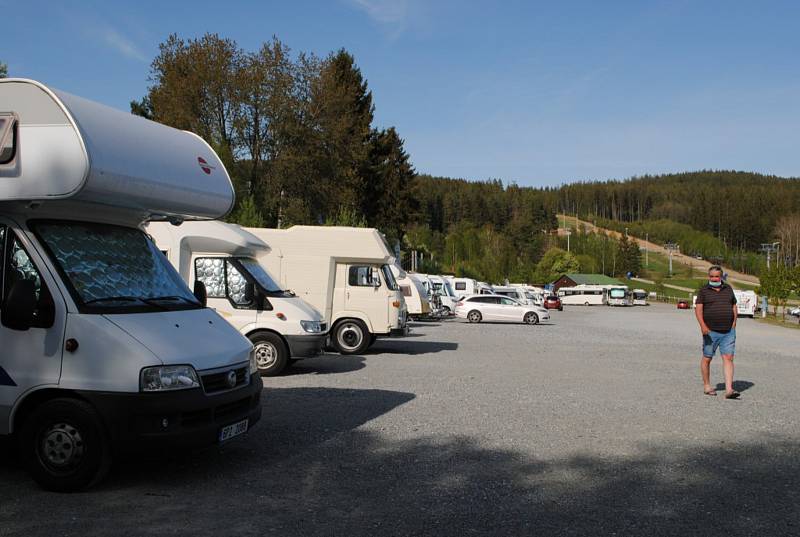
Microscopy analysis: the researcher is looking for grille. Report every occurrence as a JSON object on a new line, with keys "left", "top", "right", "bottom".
{"left": 200, "top": 366, "right": 248, "bottom": 394}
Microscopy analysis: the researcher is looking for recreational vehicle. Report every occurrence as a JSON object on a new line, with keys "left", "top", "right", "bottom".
{"left": 557, "top": 285, "right": 608, "bottom": 306}
{"left": 247, "top": 226, "right": 408, "bottom": 355}
{"left": 446, "top": 277, "right": 494, "bottom": 298}
{"left": 631, "top": 289, "right": 649, "bottom": 306}
{"left": 0, "top": 79, "right": 261, "bottom": 491}
{"left": 148, "top": 221, "right": 328, "bottom": 376}
{"left": 607, "top": 286, "right": 631, "bottom": 306}
{"left": 493, "top": 286, "right": 535, "bottom": 305}
{"left": 427, "top": 274, "right": 458, "bottom": 313}
{"left": 734, "top": 290, "right": 757, "bottom": 317}
{"left": 391, "top": 266, "right": 431, "bottom": 318}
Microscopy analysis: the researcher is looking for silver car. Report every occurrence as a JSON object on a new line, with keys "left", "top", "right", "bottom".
{"left": 454, "top": 294, "right": 550, "bottom": 324}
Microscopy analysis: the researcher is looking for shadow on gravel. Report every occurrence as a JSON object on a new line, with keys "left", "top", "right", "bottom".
{"left": 281, "top": 355, "right": 366, "bottom": 376}
{"left": 369, "top": 339, "right": 459, "bottom": 355}
{"left": 714, "top": 380, "right": 755, "bottom": 393}
{"left": 4, "top": 428, "right": 800, "bottom": 536}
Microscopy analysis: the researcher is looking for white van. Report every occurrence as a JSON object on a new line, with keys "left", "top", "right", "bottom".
{"left": 148, "top": 221, "right": 328, "bottom": 376}
{"left": 391, "top": 266, "right": 431, "bottom": 319}
{"left": 0, "top": 79, "right": 261, "bottom": 491}
{"left": 247, "top": 226, "right": 409, "bottom": 354}
{"left": 558, "top": 285, "right": 608, "bottom": 306}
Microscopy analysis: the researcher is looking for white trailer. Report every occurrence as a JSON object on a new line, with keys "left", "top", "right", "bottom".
{"left": 247, "top": 226, "right": 409, "bottom": 354}
{"left": 148, "top": 221, "right": 328, "bottom": 376}
{"left": 557, "top": 285, "right": 608, "bottom": 306}
{"left": 0, "top": 79, "right": 261, "bottom": 491}
{"left": 446, "top": 277, "right": 493, "bottom": 298}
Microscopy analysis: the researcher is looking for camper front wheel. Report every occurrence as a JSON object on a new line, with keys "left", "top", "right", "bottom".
{"left": 332, "top": 319, "right": 370, "bottom": 354}
{"left": 250, "top": 332, "right": 289, "bottom": 376}
{"left": 21, "top": 398, "right": 111, "bottom": 492}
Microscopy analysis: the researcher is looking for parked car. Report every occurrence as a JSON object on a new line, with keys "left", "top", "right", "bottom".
{"left": 677, "top": 300, "right": 690, "bottom": 309}
{"left": 544, "top": 295, "right": 563, "bottom": 311}
{"left": 789, "top": 306, "right": 800, "bottom": 317}
{"left": 454, "top": 295, "right": 550, "bottom": 324}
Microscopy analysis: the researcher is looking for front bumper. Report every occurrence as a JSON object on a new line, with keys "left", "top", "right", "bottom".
{"left": 285, "top": 333, "right": 327, "bottom": 358}
{"left": 79, "top": 374, "right": 263, "bottom": 454}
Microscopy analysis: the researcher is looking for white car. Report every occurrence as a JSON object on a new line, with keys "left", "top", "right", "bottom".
{"left": 789, "top": 306, "right": 800, "bottom": 317}
{"left": 454, "top": 294, "right": 550, "bottom": 324}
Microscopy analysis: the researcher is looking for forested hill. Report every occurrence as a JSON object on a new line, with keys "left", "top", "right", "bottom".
{"left": 552, "top": 170, "right": 800, "bottom": 250}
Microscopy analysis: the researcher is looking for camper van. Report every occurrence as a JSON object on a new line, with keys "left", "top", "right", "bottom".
{"left": 734, "top": 290, "right": 757, "bottom": 317}
{"left": 606, "top": 286, "right": 631, "bottom": 306}
{"left": 447, "top": 277, "right": 494, "bottom": 299}
{"left": 247, "top": 226, "right": 408, "bottom": 355}
{"left": 557, "top": 285, "right": 608, "bottom": 306}
{"left": 0, "top": 79, "right": 261, "bottom": 491}
{"left": 391, "top": 267, "right": 431, "bottom": 319}
{"left": 148, "top": 221, "right": 328, "bottom": 376}
{"left": 631, "top": 289, "right": 649, "bottom": 306}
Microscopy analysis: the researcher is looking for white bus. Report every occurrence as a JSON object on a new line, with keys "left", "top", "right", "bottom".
{"left": 557, "top": 285, "right": 607, "bottom": 306}
{"left": 607, "top": 286, "right": 631, "bottom": 306}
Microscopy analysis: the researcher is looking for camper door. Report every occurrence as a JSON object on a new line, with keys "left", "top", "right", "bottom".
{"left": 0, "top": 223, "right": 65, "bottom": 433}
{"left": 345, "top": 264, "right": 386, "bottom": 328}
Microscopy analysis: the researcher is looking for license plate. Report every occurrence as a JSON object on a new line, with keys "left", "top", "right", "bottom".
{"left": 219, "top": 419, "right": 248, "bottom": 443}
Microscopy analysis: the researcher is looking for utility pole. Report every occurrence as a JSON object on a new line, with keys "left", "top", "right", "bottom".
{"left": 760, "top": 242, "right": 780, "bottom": 269}
{"left": 665, "top": 242, "right": 679, "bottom": 277}
{"left": 566, "top": 229, "right": 571, "bottom": 252}
{"left": 645, "top": 232, "right": 649, "bottom": 267}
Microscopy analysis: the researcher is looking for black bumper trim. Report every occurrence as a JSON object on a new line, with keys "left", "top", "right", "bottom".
{"left": 284, "top": 333, "right": 327, "bottom": 358}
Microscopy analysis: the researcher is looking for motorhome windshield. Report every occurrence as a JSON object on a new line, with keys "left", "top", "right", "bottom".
{"left": 33, "top": 221, "right": 200, "bottom": 313}
{"left": 381, "top": 264, "right": 399, "bottom": 291}
{"left": 443, "top": 280, "right": 455, "bottom": 297}
{"left": 237, "top": 258, "right": 286, "bottom": 295}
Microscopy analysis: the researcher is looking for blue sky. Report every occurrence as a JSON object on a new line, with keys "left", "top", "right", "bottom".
{"left": 3, "top": 1, "right": 800, "bottom": 186}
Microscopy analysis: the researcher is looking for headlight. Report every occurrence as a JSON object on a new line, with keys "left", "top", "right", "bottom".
{"left": 300, "top": 320, "right": 322, "bottom": 333}
{"left": 249, "top": 347, "right": 259, "bottom": 375}
{"left": 140, "top": 365, "right": 200, "bottom": 392}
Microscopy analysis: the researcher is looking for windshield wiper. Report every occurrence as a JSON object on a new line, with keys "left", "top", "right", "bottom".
{"left": 144, "top": 295, "right": 199, "bottom": 305}
{"left": 84, "top": 296, "right": 143, "bottom": 305}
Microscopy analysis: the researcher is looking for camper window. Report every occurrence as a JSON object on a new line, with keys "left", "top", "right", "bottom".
{"left": 225, "top": 261, "right": 249, "bottom": 305}
{"left": 1, "top": 227, "right": 55, "bottom": 328}
{"left": 349, "top": 266, "right": 379, "bottom": 287}
{"left": 400, "top": 285, "right": 412, "bottom": 297}
{"left": 195, "top": 258, "right": 226, "bottom": 298}
{"left": 33, "top": 221, "right": 197, "bottom": 313}
{"left": 455, "top": 282, "right": 466, "bottom": 291}
{"left": 0, "top": 114, "right": 16, "bottom": 165}
{"left": 381, "top": 265, "right": 399, "bottom": 291}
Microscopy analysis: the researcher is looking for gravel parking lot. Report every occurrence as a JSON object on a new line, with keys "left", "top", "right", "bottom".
{"left": 2, "top": 304, "right": 799, "bottom": 536}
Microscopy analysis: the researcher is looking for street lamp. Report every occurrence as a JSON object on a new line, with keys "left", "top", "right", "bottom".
{"left": 665, "top": 242, "right": 679, "bottom": 277}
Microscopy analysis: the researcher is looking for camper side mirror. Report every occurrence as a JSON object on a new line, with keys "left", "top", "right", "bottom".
{"left": 244, "top": 282, "right": 256, "bottom": 303}
{"left": 193, "top": 280, "right": 207, "bottom": 307}
{"left": 1, "top": 280, "right": 37, "bottom": 331}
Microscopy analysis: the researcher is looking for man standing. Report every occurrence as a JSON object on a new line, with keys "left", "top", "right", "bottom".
{"left": 695, "top": 266, "right": 739, "bottom": 399}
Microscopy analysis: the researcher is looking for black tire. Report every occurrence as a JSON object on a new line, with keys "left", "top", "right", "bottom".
{"left": 369, "top": 334, "right": 378, "bottom": 347}
{"left": 467, "top": 310, "right": 482, "bottom": 323}
{"left": 558, "top": 306, "right": 563, "bottom": 311}
{"left": 332, "top": 319, "right": 370, "bottom": 355}
{"left": 584, "top": 301, "right": 590, "bottom": 306}
{"left": 250, "top": 331, "right": 289, "bottom": 376}
{"left": 523, "top": 312, "right": 539, "bottom": 325}
{"left": 21, "top": 398, "right": 111, "bottom": 492}
{"left": 442, "top": 306, "right": 451, "bottom": 315}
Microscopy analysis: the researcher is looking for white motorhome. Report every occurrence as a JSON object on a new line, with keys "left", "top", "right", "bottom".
{"left": 247, "top": 226, "right": 408, "bottom": 354}
{"left": 606, "top": 286, "right": 631, "bottom": 306}
{"left": 148, "top": 221, "right": 328, "bottom": 376}
{"left": 557, "top": 285, "right": 608, "bottom": 306}
{"left": 734, "top": 289, "right": 757, "bottom": 317}
{"left": 447, "top": 277, "right": 494, "bottom": 298}
{"left": 391, "top": 267, "right": 431, "bottom": 319}
{"left": 0, "top": 79, "right": 261, "bottom": 491}
{"left": 427, "top": 274, "right": 458, "bottom": 314}
{"left": 631, "top": 289, "right": 649, "bottom": 306}
{"left": 492, "top": 285, "right": 536, "bottom": 305}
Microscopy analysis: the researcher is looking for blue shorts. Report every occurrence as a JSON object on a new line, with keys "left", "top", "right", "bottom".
{"left": 702, "top": 329, "right": 736, "bottom": 358}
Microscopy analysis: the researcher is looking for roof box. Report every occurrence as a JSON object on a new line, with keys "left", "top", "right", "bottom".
{"left": 0, "top": 79, "right": 234, "bottom": 219}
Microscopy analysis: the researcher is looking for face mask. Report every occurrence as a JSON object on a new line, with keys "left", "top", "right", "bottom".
{"left": 709, "top": 280, "right": 722, "bottom": 287}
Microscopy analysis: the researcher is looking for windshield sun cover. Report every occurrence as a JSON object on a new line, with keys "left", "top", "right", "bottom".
{"left": 33, "top": 221, "right": 199, "bottom": 313}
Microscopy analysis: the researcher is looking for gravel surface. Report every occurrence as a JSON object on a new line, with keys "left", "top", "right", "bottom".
{"left": 1, "top": 304, "right": 799, "bottom": 536}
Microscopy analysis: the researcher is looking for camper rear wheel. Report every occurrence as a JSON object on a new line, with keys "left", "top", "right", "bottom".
{"left": 21, "top": 398, "right": 111, "bottom": 492}
{"left": 250, "top": 332, "right": 289, "bottom": 376}
{"left": 332, "top": 319, "right": 370, "bottom": 355}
